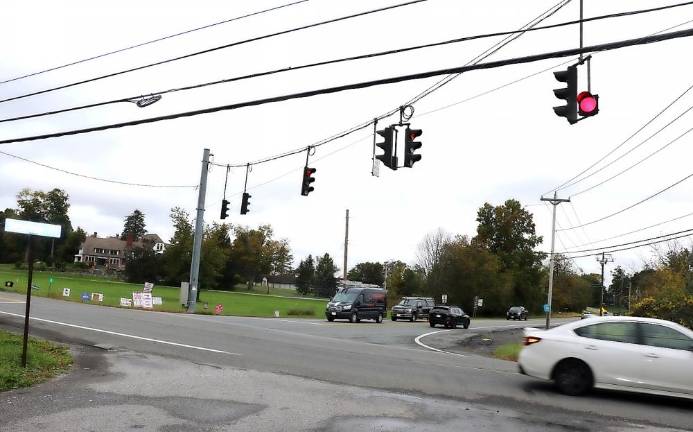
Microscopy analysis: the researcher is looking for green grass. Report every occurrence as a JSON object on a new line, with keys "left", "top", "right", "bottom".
{"left": 0, "top": 268, "right": 328, "bottom": 318}
{"left": 0, "top": 330, "right": 73, "bottom": 391}
{"left": 494, "top": 343, "right": 522, "bottom": 362}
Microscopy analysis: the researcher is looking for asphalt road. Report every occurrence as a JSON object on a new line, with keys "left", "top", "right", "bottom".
{"left": 1, "top": 292, "right": 691, "bottom": 431}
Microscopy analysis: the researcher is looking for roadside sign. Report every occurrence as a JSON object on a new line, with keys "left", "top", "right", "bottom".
{"left": 142, "top": 292, "right": 153, "bottom": 309}
{"left": 5, "top": 281, "right": 13, "bottom": 288}
{"left": 81, "top": 292, "right": 90, "bottom": 302}
{"left": 543, "top": 304, "right": 550, "bottom": 313}
{"left": 477, "top": 298, "right": 484, "bottom": 307}
{"left": 91, "top": 293, "right": 103, "bottom": 303}
{"left": 48, "top": 277, "right": 54, "bottom": 284}
{"left": 152, "top": 297, "right": 163, "bottom": 306}
{"left": 143, "top": 282, "right": 154, "bottom": 293}
{"left": 214, "top": 304, "right": 223, "bottom": 315}
{"left": 4, "top": 218, "right": 61, "bottom": 238}
{"left": 441, "top": 294, "right": 448, "bottom": 304}
{"left": 132, "top": 292, "right": 143, "bottom": 308}
{"left": 62, "top": 288, "right": 70, "bottom": 297}
{"left": 120, "top": 297, "right": 132, "bottom": 307}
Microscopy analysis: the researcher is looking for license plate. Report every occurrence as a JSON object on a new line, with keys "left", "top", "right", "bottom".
{"left": 397, "top": 314, "right": 402, "bottom": 317}
{"left": 436, "top": 314, "right": 441, "bottom": 318}
{"left": 331, "top": 312, "right": 336, "bottom": 316}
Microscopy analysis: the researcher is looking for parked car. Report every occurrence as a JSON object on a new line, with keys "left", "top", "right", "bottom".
{"left": 428, "top": 305, "right": 470, "bottom": 329}
{"left": 325, "top": 287, "right": 387, "bottom": 323}
{"left": 507, "top": 306, "right": 528, "bottom": 320}
{"left": 581, "top": 311, "right": 594, "bottom": 319}
{"left": 391, "top": 297, "right": 435, "bottom": 321}
{"left": 518, "top": 316, "right": 693, "bottom": 398}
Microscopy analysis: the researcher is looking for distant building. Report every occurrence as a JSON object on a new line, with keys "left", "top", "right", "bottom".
{"left": 74, "top": 232, "right": 167, "bottom": 271}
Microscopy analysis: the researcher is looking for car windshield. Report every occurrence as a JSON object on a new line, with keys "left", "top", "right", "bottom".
{"left": 509, "top": 307, "right": 523, "bottom": 313}
{"left": 398, "top": 299, "right": 416, "bottom": 306}
{"left": 431, "top": 307, "right": 449, "bottom": 312}
{"left": 332, "top": 291, "right": 359, "bottom": 303}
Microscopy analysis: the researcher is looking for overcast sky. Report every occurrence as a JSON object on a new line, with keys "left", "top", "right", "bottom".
{"left": 2, "top": 0, "right": 693, "bottom": 283}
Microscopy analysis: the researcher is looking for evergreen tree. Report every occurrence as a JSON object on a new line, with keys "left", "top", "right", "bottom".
{"left": 122, "top": 209, "right": 147, "bottom": 240}
{"left": 314, "top": 253, "right": 338, "bottom": 298}
{"left": 295, "top": 255, "right": 315, "bottom": 295}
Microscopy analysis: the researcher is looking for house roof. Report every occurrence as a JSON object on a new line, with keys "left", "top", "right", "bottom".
{"left": 142, "top": 233, "right": 164, "bottom": 243}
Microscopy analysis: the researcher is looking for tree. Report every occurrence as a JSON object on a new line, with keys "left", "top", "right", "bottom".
{"left": 295, "top": 255, "right": 315, "bottom": 295}
{"left": 314, "top": 253, "right": 338, "bottom": 298}
{"left": 347, "top": 262, "right": 384, "bottom": 286}
{"left": 226, "top": 225, "right": 277, "bottom": 288}
{"left": 428, "top": 239, "right": 512, "bottom": 315}
{"left": 472, "top": 199, "right": 545, "bottom": 310}
{"left": 124, "top": 246, "right": 162, "bottom": 284}
{"left": 400, "top": 267, "right": 425, "bottom": 297}
{"left": 270, "top": 239, "right": 294, "bottom": 276}
{"left": 161, "top": 207, "right": 194, "bottom": 286}
{"left": 57, "top": 227, "right": 86, "bottom": 265}
{"left": 122, "top": 210, "right": 147, "bottom": 240}
{"left": 416, "top": 228, "right": 452, "bottom": 275}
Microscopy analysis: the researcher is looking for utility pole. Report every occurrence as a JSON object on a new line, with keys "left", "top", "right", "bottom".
{"left": 383, "top": 262, "right": 388, "bottom": 291}
{"left": 628, "top": 279, "right": 632, "bottom": 314}
{"left": 540, "top": 192, "right": 570, "bottom": 329}
{"left": 188, "top": 148, "right": 211, "bottom": 313}
{"left": 343, "top": 209, "right": 349, "bottom": 282}
{"left": 596, "top": 252, "right": 614, "bottom": 316}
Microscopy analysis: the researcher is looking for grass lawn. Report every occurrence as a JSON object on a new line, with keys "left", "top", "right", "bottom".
{"left": 0, "top": 330, "right": 72, "bottom": 391}
{"left": 0, "top": 268, "right": 328, "bottom": 318}
{"left": 494, "top": 342, "right": 522, "bottom": 362}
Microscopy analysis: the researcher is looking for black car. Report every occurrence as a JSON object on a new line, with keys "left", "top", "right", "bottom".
{"left": 325, "top": 287, "right": 387, "bottom": 323}
{"left": 506, "top": 306, "right": 528, "bottom": 320}
{"left": 391, "top": 297, "right": 435, "bottom": 321}
{"left": 428, "top": 305, "right": 470, "bottom": 329}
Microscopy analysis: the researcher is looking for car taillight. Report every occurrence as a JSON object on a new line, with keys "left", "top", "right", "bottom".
{"left": 523, "top": 336, "right": 542, "bottom": 346}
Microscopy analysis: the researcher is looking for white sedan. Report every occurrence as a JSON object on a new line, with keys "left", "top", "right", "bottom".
{"left": 518, "top": 316, "right": 693, "bottom": 398}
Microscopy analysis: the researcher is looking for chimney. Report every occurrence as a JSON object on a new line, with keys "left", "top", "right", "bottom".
{"left": 126, "top": 233, "right": 133, "bottom": 248}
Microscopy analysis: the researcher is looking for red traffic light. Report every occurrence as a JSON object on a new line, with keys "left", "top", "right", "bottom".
{"left": 577, "top": 91, "right": 599, "bottom": 116}
{"left": 305, "top": 167, "right": 316, "bottom": 176}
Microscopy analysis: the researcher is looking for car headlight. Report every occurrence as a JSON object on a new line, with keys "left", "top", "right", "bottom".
{"left": 342, "top": 305, "right": 352, "bottom": 311}
{"left": 406, "top": 308, "right": 412, "bottom": 313}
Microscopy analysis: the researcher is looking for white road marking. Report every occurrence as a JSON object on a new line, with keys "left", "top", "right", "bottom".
{"left": 0, "top": 301, "right": 24, "bottom": 304}
{"left": 0, "top": 311, "right": 241, "bottom": 356}
{"left": 414, "top": 329, "right": 466, "bottom": 357}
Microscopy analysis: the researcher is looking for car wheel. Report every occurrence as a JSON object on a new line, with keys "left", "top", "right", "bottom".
{"left": 376, "top": 313, "right": 383, "bottom": 324}
{"left": 410, "top": 313, "right": 416, "bottom": 322}
{"left": 327, "top": 316, "right": 334, "bottom": 322}
{"left": 349, "top": 312, "right": 358, "bottom": 323}
{"left": 553, "top": 359, "right": 593, "bottom": 396}
{"left": 392, "top": 316, "right": 397, "bottom": 321}
{"left": 506, "top": 316, "right": 510, "bottom": 320}
{"left": 463, "top": 320, "right": 470, "bottom": 329}
{"left": 429, "top": 321, "right": 435, "bottom": 328}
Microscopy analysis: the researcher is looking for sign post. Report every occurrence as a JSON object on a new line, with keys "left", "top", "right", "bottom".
{"left": 3, "top": 219, "right": 61, "bottom": 367}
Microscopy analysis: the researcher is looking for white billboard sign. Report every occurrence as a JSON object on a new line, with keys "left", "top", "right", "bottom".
{"left": 4, "top": 219, "right": 61, "bottom": 238}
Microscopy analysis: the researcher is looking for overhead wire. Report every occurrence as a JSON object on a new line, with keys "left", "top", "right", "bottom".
{"left": 0, "top": 149, "right": 197, "bottom": 188}
{"left": 571, "top": 124, "right": 693, "bottom": 197}
{"left": 561, "top": 227, "right": 693, "bottom": 254}
{"left": 546, "top": 75, "right": 693, "bottom": 196}
{"left": 565, "top": 231, "right": 693, "bottom": 259}
{"left": 0, "top": 0, "right": 429, "bottom": 105}
{"left": 2, "top": 27, "right": 693, "bottom": 147}
{"left": 0, "top": 0, "right": 310, "bottom": 85}
{"left": 562, "top": 209, "right": 693, "bottom": 249}
{"left": 557, "top": 169, "right": 693, "bottom": 231}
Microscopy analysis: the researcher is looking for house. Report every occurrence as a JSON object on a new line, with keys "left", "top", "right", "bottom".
{"left": 74, "top": 232, "right": 167, "bottom": 270}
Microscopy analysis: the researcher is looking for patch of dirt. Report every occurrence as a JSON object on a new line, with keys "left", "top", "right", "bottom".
{"left": 457, "top": 328, "right": 524, "bottom": 358}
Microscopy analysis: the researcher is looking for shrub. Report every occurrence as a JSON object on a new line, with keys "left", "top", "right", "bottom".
{"left": 287, "top": 308, "right": 314, "bottom": 316}
{"left": 34, "top": 261, "right": 47, "bottom": 271}
{"left": 631, "top": 295, "right": 693, "bottom": 329}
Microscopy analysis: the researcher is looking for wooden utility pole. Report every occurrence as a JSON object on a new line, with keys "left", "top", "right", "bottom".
{"left": 343, "top": 209, "right": 349, "bottom": 282}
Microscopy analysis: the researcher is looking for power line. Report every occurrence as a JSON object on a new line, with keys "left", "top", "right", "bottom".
{"left": 563, "top": 209, "right": 693, "bottom": 249}
{"left": 4, "top": 27, "right": 693, "bottom": 147}
{"left": 4, "top": 6, "right": 642, "bottom": 124}
{"left": 547, "top": 81, "right": 693, "bottom": 195}
{"left": 0, "top": 0, "right": 429, "bottom": 105}
{"left": 0, "top": 0, "right": 309, "bottom": 85}
{"left": 557, "top": 169, "right": 693, "bottom": 232}
{"left": 561, "top": 227, "right": 693, "bottom": 254}
{"left": 566, "top": 231, "right": 693, "bottom": 259}
{"left": 571, "top": 124, "right": 693, "bottom": 197}
{"left": 0, "top": 150, "right": 197, "bottom": 188}
{"left": 214, "top": 0, "right": 571, "bottom": 169}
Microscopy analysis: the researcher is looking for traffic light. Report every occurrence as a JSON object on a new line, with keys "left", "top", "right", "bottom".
{"left": 301, "top": 167, "right": 316, "bottom": 196}
{"left": 553, "top": 66, "right": 577, "bottom": 124}
{"left": 220, "top": 199, "right": 229, "bottom": 219}
{"left": 577, "top": 91, "right": 599, "bottom": 117}
{"left": 404, "top": 127, "right": 422, "bottom": 168}
{"left": 375, "top": 126, "right": 397, "bottom": 170}
{"left": 240, "top": 192, "right": 251, "bottom": 215}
